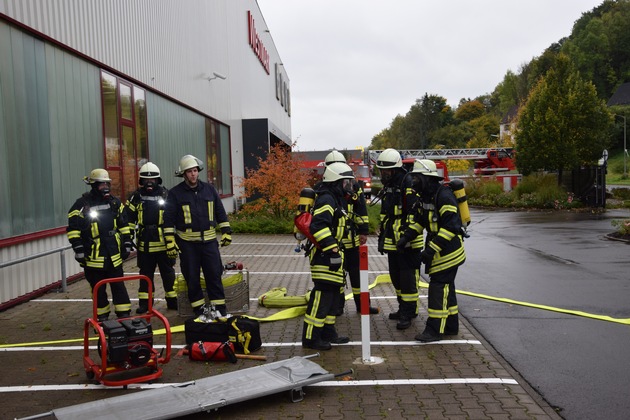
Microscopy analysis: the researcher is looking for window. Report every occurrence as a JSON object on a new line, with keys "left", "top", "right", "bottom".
{"left": 100, "top": 71, "right": 148, "bottom": 200}
{"left": 206, "top": 119, "right": 232, "bottom": 195}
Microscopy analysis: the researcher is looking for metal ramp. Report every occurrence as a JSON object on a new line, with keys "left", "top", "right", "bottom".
{"left": 44, "top": 355, "right": 334, "bottom": 420}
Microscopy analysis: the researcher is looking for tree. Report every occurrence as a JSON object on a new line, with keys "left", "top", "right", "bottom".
{"left": 516, "top": 54, "right": 612, "bottom": 175}
{"left": 454, "top": 100, "right": 485, "bottom": 122}
{"left": 236, "top": 143, "right": 310, "bottom": 219}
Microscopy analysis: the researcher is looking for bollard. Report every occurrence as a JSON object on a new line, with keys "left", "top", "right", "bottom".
{"left": 359, "top": 244, "right": 373, "bottom": 363}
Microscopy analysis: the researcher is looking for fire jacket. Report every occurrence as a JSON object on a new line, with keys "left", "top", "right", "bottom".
{"left": 308, "top": 187, "right": 348, "bottom": 286}
{"left": 379, "top": 171, "right": 423, "bottom": 252}
{"left": 124, "top": 186, "right": 169, "bottom": 253}
{"left": 342, "top": 181, "right": 370, "bottom": 249}
{"left": 413, "top": 185, "right": 466, "bottom": 274}
{"left": 67, "top": 190, "right": 131, "bottom": 269}
{"left": 163, "top": 180, "right": 230, "bottom": 242}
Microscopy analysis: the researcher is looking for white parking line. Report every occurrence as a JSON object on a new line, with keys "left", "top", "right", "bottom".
{"left": 0, "top": 376, "right": 518, "bottom": 393}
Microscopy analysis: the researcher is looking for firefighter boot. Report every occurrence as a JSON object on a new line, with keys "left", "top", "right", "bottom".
{"left": 415, "top": 326, "right": 442, "bottom": 342}
{"left": 116, "top": 310, "right": 131, "bottom": 319}
{"left": 321, "top": 324, "right": 350, "bottom": 344}
{"left": 215, "top": 304, "right": 228, "bottom": 317}
{"left": 354, "top": 295, "right": 379, "bottom": 315}
{"left": 302, "top": 326, "right": 332, "bottom": 351}
{"left": 166, "top": 297, "right": 178, "bottom": 310}
{"left": 389, "top": 311, "right": 417, "bottom": 320}
{"left": 136, "top": 299, "right": 150, "bottom": 314}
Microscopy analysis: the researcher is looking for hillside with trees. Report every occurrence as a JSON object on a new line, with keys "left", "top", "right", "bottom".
{"left": 369, "top": 0, "right": 630, "bottom": 175}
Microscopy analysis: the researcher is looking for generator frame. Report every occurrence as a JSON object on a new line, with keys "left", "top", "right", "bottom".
{"left": 83, "top": 275, "right": 172, "bottom": 387}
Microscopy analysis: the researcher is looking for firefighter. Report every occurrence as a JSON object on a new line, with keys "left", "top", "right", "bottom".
{"left": 324, "top": 151, "right": 379, "bottom": 315}
{"left": 403, "top": 159, "right": 466, "bottom": 342}
{"left": 124, "top": 162, "right": 178, "bottom": 314}
{"left": 302, "top": 162, "right": 353, "bottom": 350}
{"left": 375, "top": 149, "right": 423, "bottom": 330}
{"left": 67, "top": 168, "right": 132, "bottom": 321}
{"left": 163, "top": 155, "right": 232, "bottom": 317}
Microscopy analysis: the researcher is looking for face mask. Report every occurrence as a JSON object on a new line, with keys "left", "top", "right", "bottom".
{"left": 142, "top": 179, "right": 156, "bottom": 191}
{"left": 95, "top": 182, "right": 111, "bottom": 199}
{"left": 380, "top": 169, "right": 393, "bottom": 184}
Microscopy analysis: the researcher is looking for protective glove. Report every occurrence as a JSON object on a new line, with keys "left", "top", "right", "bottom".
{"left": 166, "top": 236, "right": 180, "bottom": 259}
{"left": 220, "top": 233, "right": 232, "bottom": 247}
{"left": 328, "top": 250, "right": 342, "bottom": 272}
{"left": 121, "top": 238, "right": 134, "bottom": 260}
{"left": 396, "top": 234, "right": 411, "bottom": 252}
{"left": 420, "top": 247, "right": 436, "bottom": 265}
{"left": 73, "top": 245, "right": 86, "bottom": 266}
{"left": 377, "top": 232, "right": 385, "bottom": 255}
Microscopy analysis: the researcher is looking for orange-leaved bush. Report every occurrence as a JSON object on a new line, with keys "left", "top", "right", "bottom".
{"left": 236, "top": 143, "right": 310, "bottom": 219}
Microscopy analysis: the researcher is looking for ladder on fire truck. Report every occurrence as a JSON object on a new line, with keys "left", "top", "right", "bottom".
{"left": 367, "top": 148, "right": 515, "bottom": 163}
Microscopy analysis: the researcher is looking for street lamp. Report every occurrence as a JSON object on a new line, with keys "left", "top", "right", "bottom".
{"left": 614, "top": 114, "right": 627, "bottom": 178}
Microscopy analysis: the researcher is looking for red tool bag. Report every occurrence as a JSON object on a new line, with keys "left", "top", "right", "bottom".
{"left": 189, "top": 341, "right": 237, "bottom": 363}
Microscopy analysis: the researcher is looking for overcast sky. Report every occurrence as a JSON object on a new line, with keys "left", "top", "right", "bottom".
{"left": 257, "top": 0, "right": 604, "bottom": 152}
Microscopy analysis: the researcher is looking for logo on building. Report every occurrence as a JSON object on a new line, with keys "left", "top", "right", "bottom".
{"left": 276, "top": 63, "right": 291, "bottom": 116}
{"left": 247, "top": 11, "right": 270, "bottom": 74}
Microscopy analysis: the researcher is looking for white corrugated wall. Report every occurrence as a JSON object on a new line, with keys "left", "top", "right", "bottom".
{"left": 0, "top": 0, "right": 291, "bottom": 305}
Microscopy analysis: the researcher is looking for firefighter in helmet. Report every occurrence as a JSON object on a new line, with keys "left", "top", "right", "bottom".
{"left": 67, "top": 168, "right": 132, "bottom": 321}
{"left": 163, "top": 155, "right": 232, "bottom": 317}
{"left": 124, "top": 162, "right": 178, "bottom": 314}
{"left": 401, "top": 159, "right": 466, "bottom": 342}
{"left": 302, "top": 162, "right": 354, "bottom": 350}
{"left": 375, "top": 149, "right": 423, "bottom": 330}
{"left": 323, "top": 150, "right": 379, "bottom": 315}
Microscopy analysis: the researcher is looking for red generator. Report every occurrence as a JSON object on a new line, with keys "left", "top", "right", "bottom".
{"left": 83, "top": 275, "right": 172, "bottom": 387}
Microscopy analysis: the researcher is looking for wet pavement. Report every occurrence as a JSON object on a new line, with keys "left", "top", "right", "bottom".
{"left": 458, "top": 208, "right": 630, "bottom": 420}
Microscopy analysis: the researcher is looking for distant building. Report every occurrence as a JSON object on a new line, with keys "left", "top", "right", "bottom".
{"left": 499, "top": 105, "right": 519, "bottom": 144}
{"left": 607, "top": 82, "right": 630, "bottom": 106}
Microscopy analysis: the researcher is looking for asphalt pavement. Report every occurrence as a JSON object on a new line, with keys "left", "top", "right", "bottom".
{"left": 0, "top": 234, "right": 562, "bottom": 419}
{"left": 458, "top": 208, "right": 630, "bottom": 420}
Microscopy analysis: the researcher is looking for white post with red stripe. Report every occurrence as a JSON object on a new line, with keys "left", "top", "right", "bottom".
{"left": 359, "top": 244, "right": 374, "bottom": 363}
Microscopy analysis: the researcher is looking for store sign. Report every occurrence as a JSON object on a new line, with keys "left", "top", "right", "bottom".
{"left": 276, "top": 63, "right": 291, "bottom": 116}
{"left": 247, "top": 11, "right": 270, "bottom": 74}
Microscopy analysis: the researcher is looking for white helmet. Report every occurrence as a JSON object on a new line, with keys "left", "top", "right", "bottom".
{"left": 376, "top": 148, "right": 402, "bottom": 169}
{"left": 175, "top": 155, "right": 204, "bottom": 177}
{"left": 83, "top": 168, "right": 111, "bottom": 185}
{"left": 139, "top": 162, "right": 161, "bottom": 179}
{"left": 324, "top": 150, "right": 346, "bottom": 166}
{"left": 323, "top": 162, "right": 355, "bottom": 183}
{"left": 411, "top": 159, "right": 442, "bottom": 178}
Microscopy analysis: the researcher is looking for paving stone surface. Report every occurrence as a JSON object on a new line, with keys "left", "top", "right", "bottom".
{"left": 0, "top": 235, "right": 562, "bottom": 419}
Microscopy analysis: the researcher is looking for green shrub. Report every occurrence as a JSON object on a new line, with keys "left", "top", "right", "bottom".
{"left": 230, "top": 212, "right": 293, "bottom": 234}
{"left": 611, "top": 219, "right": 630, "bottom": 236}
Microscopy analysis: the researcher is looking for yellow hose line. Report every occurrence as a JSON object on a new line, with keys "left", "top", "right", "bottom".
{"left": 377, "top": 273, "right": 630, "bottom": 326}
{"left": 4, "top": 273, "right": 627, "bottom": 348}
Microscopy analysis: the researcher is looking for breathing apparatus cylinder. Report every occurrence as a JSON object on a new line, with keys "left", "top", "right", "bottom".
{"left": 294, "top": 187, "right": 316, "bottom": 243}
{"left": 297, "top": 187, "right": 316, "bottom": 214}
{"left": 449, "top": 179, "right": 471, "bottom": 227}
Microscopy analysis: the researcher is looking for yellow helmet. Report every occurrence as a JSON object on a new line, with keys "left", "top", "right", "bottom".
{"left": 83, "top": 168, "right": 111, "bottom": 185}
{"left": 175, "top": 155, "right": 204, "bottom": 177}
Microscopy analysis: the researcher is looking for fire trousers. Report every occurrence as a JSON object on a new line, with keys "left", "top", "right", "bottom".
{"left": 425, "top": 267, "right": 459, "bottom": 335}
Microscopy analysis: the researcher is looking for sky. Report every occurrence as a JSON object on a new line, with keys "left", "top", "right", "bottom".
{"left": 257, "top": 0, "right": 604, "bottom": 152}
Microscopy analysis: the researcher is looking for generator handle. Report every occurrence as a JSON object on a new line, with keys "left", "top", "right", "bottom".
{"left": 91, "top": 275, "right": 153, "bottom": 320}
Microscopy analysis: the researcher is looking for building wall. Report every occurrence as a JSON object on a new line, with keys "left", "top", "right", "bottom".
{"left": 0, "top": 0, "right": 291, "bottom": 306}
